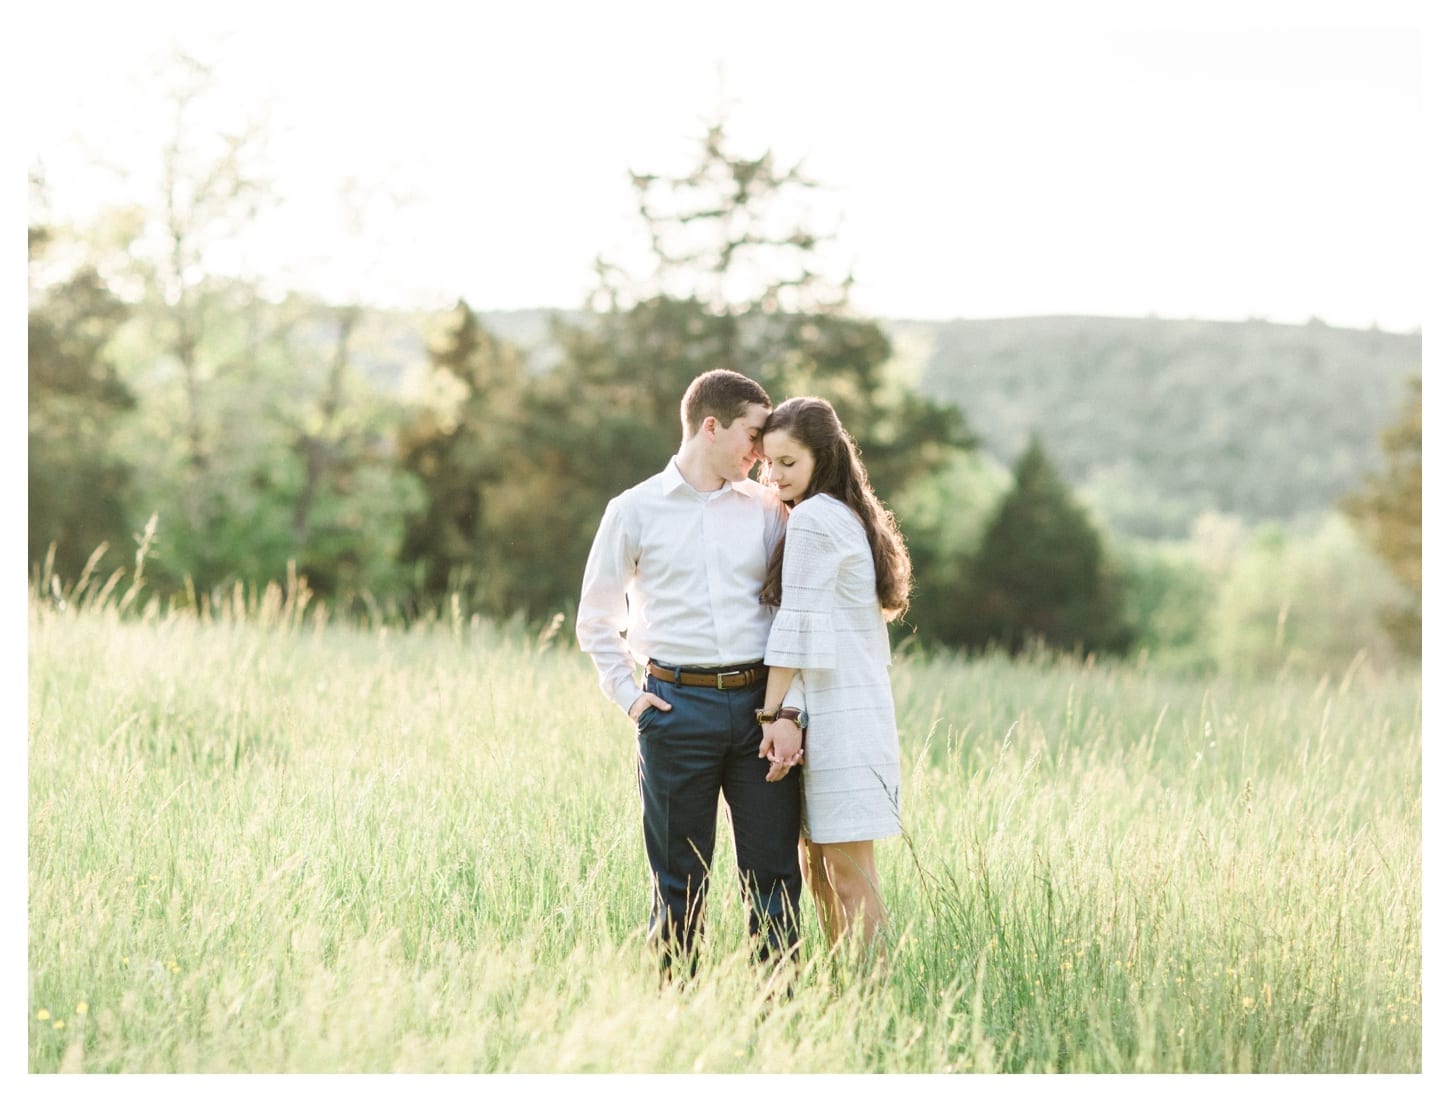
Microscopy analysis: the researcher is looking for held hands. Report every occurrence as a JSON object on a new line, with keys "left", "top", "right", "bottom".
{"left": 759, "top": 717, "right": 804, "bottom": 782}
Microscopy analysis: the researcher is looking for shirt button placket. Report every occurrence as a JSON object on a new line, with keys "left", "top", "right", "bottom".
{"left": 702, "top": 497, "right": 727, "bottom": 658}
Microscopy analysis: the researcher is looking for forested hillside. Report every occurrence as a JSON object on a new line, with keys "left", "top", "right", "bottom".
{"left": 892, "top": 315, "right": 1419, "bottom": 537}
{"left": 29, "top": 91, "right": 1420, "bottom": 671}
{"left": 307, "top": 307, "right": 1420, "bottom": 544}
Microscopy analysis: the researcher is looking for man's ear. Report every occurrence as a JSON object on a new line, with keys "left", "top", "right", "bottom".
{"left": 700, "top": 415, "right": 718, "bottom": 439}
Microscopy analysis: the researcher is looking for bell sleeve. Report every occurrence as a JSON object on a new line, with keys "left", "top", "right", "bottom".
{"left": 765, "top": 502, "right": 844, "bottom": 670}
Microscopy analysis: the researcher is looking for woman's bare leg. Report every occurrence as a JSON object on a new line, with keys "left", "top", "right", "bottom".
{"left": 801, "top": 839, "right": 841, "bottom": 944}
{"left": 803, "top": 839, "right": 887, "bottom": 958}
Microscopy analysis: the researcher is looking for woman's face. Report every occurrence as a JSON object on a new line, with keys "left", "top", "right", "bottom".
{"left": 763, "top": 429, "right": 815, "bottom": 504}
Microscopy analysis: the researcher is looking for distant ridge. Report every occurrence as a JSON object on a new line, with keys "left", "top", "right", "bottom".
{"left": 894, "top": 314, "right": 1419, "bottom": 537}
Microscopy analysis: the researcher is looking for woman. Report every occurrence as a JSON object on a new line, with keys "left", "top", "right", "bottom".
{"left": 754, "top": 396, "right": 912, "bottom": 954}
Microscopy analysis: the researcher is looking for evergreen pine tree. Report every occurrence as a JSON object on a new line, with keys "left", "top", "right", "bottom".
{"left": 962, "top": 434, "right": 1132, "bottom": 655}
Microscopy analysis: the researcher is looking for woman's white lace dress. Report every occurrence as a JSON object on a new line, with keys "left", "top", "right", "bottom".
{"left": 765, "top": 493, "right": 901, "bottom": 843}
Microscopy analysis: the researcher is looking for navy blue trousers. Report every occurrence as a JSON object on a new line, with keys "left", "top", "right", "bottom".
{"left": 635, "top": 667, "right": 802, "bottom": 969}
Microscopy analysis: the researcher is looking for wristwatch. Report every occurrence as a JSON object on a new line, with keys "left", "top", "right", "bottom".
{"left": 755, "top": 706, "right": 808, "bottom": 730}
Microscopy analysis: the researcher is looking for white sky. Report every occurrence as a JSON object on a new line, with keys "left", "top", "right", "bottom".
{"left": 17, "top": 1, "right": 1431, "bottom": 331}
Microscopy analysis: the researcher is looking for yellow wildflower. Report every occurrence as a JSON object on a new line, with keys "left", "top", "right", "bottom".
{"left": 36, "top": 1009, "right": 50, "bottom": 1021}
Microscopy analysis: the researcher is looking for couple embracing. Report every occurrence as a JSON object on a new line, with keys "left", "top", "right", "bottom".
{"left": 576, "top": 369, "right": 911, "bottom": 976}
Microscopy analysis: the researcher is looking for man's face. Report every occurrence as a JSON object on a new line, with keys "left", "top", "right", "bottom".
{"left": 710, "top": 402, "right": 770, "bottom": 483}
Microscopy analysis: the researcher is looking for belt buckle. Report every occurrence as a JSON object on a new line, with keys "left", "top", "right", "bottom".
{"left": 716, "top": 669, "right": 740, "bottom": 690}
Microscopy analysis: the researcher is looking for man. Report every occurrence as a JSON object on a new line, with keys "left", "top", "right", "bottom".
{"left": 576, "top": 369, "right": 802, "bottom": 974}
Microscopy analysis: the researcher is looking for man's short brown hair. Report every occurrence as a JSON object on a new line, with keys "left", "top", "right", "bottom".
{"left": 680, "top": 370, "right": 771, "bottom": 438}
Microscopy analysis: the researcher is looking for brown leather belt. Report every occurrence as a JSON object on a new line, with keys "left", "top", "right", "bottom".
{"left": 647, "top": 662, "right": 765, "bottom": 690}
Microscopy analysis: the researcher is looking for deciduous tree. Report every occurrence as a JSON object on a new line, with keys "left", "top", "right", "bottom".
{"left": 1344, "top": 375, "right": 1421, "bottom": 656}
{"left": 28, "top": 191, "right": 136, "bottom": 583}
{"left": 397, "top": 301, "right": 530, "bottom": 610}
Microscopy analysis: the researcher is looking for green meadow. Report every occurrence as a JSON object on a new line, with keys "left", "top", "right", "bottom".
{"left": 28, "top": 583, "right": 1420, "bottom": 1073}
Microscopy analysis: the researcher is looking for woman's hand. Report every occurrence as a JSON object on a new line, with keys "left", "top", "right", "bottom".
{"left": 759, "top": 716, "right": 804, "bottom": 782}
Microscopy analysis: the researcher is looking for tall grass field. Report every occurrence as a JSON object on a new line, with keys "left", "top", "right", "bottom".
{"left": 28, "top": 579, "right": 1421, "bottom": 1073}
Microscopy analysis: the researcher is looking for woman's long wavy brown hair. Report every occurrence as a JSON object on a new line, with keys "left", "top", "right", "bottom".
{"left": 759, "top": 396, "right": 912, "bottom": 619}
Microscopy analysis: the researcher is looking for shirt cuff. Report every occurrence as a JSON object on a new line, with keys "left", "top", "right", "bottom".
{"left": 612, "top": 677, "right": 642, "bottom": 715}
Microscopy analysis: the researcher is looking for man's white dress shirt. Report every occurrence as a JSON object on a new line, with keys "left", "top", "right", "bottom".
{"left": 577, "top": 458, "right": 791, "bottom": 714}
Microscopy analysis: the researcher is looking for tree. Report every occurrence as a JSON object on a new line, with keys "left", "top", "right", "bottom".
{"left": 892, "top": 450, "right": 1011, "bottom": 645}
{"left": 139, "top": 50, "right": 270, "bottom": 487}
{"left": 279, "top": 176, "right": 427, "bottom": 589}
{"left": 1115, "top": 539, "right": 1215, "bottom": 673}
{"left": 74, "top": 50, "right": 423, "bottom": 599}
{"left": 1207, "top": 515, "right": 1404, "bottom": 675}
{"left": 397, "top": 301, "right": 530, "bottom": 612}
{"left": 503, "top": 109, "right": 973, "bottom": 621}
{"left": 959, "top": 434, "right": 1132, "bottom": 655}
{"left": 592, "top": 112, "right": 974, "bottom": 503}
{"left": 88, "top": 47, "right": 287, "bottom": 591}
{"left": 1344, "top": 374, "right": 1421, "bottom": 656}
{"left": 28, "top": 185, "right": 137, "bottom": 583}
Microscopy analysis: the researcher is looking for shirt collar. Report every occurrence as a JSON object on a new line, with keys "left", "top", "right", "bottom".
{"left": 661, "top": 457, "right": 755, "bottom": 498}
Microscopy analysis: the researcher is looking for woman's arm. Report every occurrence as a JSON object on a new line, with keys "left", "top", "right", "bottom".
{"left": 758, "top": 666, "right": 804, "bottom": 781}
{"left": 762, "top": 665, "right": 797, "bottom": 714}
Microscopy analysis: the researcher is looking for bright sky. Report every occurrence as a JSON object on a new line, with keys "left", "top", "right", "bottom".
{"left": 20, "top": 1, "right": 1429, "bottom": 331}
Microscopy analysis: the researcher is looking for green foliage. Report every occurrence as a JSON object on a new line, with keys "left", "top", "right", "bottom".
{"left": 1205, "top": 513, "right": 1403, "bottom": 676}
{"left": 396, "top": 300, "right": 531, "bottom": 612}
{"left": 394, "top": 113, "right": 974, "bottom": 624}
{"left": 957, "top": 435, "right": 1132, "bottom": 656}
{"left": 914, "top": 316, "right": 1420, "bottom": 537}
{"left": 29, "top": 65, "right": 1421, "bottom": 672}
{"left": 1343, "top": 375, "right": 1421, "bottom": 656}
{"left": 1115, "top": 538, "right": 1217, "bottom": 672}
{"left": 28, "top": 215, "right": 137, "bottom": 582}
{"left": 74, "top": 48, "right": 428, "bottom": 600}
{"left": 893, "top": 451, "right": 1012, "bottom": 645}
{"left": 106, "top": 291, "right": 424, "bottom": 600}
